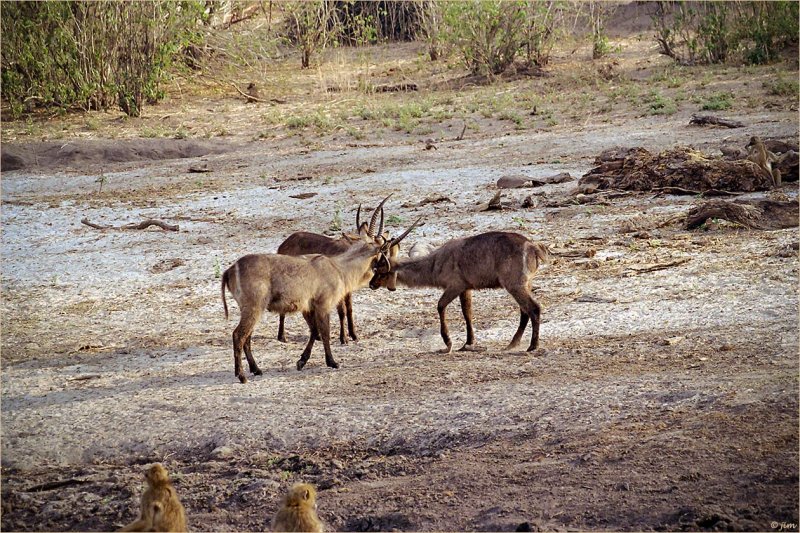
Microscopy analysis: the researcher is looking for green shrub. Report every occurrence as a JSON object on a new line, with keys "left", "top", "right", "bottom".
{"left": 1, "top": 1, "right": 203, "bottom": 118}
{"left": 652, "top": 1, "right": 799, "bottom": 66}
{"left": 441, "top": 1, "right": 526, "bottom": 77}
{"left": 701, "top": 92, "right": 734, "bottom": 110}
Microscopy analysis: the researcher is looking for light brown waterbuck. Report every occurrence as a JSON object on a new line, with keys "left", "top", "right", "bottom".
{"left": 275, "top": 196, "right": 399, "bottom": 344}
{"left": 221, "top": 214, "right": 421, "bottom": 383}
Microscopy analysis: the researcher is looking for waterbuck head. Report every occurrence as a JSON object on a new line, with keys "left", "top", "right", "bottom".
{"left": 369, "top": 217, "right": 423, "bottom": 291}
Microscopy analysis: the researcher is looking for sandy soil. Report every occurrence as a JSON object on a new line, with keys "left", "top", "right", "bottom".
{"left": 1, "top": 35, "right": 798, "bottom": 532}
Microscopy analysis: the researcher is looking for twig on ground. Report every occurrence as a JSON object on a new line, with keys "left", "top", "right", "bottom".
{"left": 81, "top": 218, "right": 179, "bottom": 232}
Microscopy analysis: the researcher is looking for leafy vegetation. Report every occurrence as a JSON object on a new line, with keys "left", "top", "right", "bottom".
{"left": 653, "top": 1, "right": 799, "bottom": 65}
{"left": 1, "top": 1, "right": 203, "bottom": 118}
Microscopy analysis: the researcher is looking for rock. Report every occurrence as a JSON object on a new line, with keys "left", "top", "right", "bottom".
{"left": 497, "top": 175, "right": 531, "bottom": 189}
{"left": 210, "top": 446, "right": 235, "bottom": 459}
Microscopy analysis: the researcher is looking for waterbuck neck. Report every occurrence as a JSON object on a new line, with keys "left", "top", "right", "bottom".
{"left": 332, "top": 243, "right": 379, "bottom": 289}
{"left": 392, "top": 255, "right": 441, "bottom": 289}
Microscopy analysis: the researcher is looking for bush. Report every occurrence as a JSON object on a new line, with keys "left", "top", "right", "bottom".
{"left": 520, "top": 0, "right": 558, "bottom": 68}
{"left": 441, "top": 1, "right": 526, "bottom": 77}
{"left": 1, "top": 1, "right": 202, "bottom": 118}
{"left": 653, "top": 1, "right": 799, "bottom": 65}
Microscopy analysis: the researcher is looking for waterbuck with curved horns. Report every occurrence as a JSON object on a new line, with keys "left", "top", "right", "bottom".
{"left": 221, "top": 199, "right": 421, "bottom": 383}
{"left": 276, "top": 196, "right": 400, "bottom": 344}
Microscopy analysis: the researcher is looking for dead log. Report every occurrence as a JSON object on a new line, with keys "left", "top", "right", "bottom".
{"left": 765, "top": 140, "right": 799, "bottom": 154}
{"left": 685, "top": 199, "right": 799, "bottom": 230}
{"left": 776, "top": 150, "right": 799, "bottom": 182}
{"left": 689, "top": 114, "right": 745, "bottom": 128}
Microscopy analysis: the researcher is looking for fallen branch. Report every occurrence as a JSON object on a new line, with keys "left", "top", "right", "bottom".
{"left": 626, "top": 258, "right": 691, "bottom": 274}
{"left": 689, "top": 114, "right": 745, "bottom": 128}
{"left": 653, "top": 186, "right": 743, "bottom": 197}
{"left": 229, "top": 82, "right": 286, "bottom": 104}
{"left": 81, "top": 218, "right": 179, "bottom": 232}
{"left": 289, "top": 192, "right": 317, "bottom": 199}
{"left": 455, "top": 123, "right": 467, "bottom": 141}
{"left": 67, "top": 374, "right": 102, "bottom": 382}
{"left": 26, "top": 478, "right": 89, "bottom": 492}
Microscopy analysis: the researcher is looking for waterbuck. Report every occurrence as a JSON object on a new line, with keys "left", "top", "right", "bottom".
{"left": 369, "top": 231, "right": 549, "bottom": 352}
{"left": 276, "top": 197, "right": 399, "bottom": 344}
{"left": 221, "top": 217, "right": 421, "bottom": 383}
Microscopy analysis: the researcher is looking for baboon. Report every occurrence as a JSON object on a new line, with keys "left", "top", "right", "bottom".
{"left": 747, "top": 136, "right": 781, "bottom": 187}
{"left": 119, "top": 464, "right": 187, "bottom": 532}
{"left": 271, "top": 483, "right": 324, "bottom": 532}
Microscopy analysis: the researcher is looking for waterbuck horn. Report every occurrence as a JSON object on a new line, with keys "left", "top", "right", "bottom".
{"left": 356, "top": 204, "right": 362, "bottom": 232}
{"left": 377, "top": 207, "right": 385, "bottom": 239}
{"left": 388, "top": 216, "right": 423, "bottom": 249}
{"left": 368, "top": 194, "right": 392, "bottom": 237}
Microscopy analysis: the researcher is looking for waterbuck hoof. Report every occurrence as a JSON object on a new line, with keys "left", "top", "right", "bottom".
{"left": 327, "top": 361, "right": 340, "bottom": 369}
{"left": 277, "top": 336, "right": 287, "bottom": 344}
{"left": 252, "top": 368, "right": 263, "bottom": 376}
{"left": 527, "top": 343, "right": 539, "bottom": 352}
{"left": 238, "top": 374, "right": 248, "bottom": 384}
{"left": 438, "top": 344, "right": 453, "bottom": 354}
{"left": 339, "top": 337, "right": 348, "bottom": 345}
{"left": 504, "top": 342, "right": 521, "bottom": 352}
{"left": 458, "top": 343, "right": 487, "bottom": 352}
{"left": 296, "top": 360, "right": 307, "bottom": 371}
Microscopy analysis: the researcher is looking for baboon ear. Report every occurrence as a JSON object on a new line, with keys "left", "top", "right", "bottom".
{"left": 303, "top": 488, "right": 311, "bottom": 500}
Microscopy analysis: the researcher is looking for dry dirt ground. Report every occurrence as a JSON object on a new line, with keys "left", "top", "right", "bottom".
{"left": 1, "top": 32, "right": 799, "bottom": 532}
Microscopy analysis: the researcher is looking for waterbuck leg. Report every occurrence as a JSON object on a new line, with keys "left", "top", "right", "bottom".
{"left": 345, "top": 292, "right": 358, "bottom": 341}
{"left": 277, "top": 313, "right": 287, "bottom": 343}
{"left": 437, "top": 288, "right": 461, "bottom": 354}
{"left": 508, "top": 287, "right": 542, "bottom": 351}
{"left": 505, "top": 311, "right": 529, "bottom": 351}
{"left": 526, "top": 299, "right": 542, "bottom": 351}
{"left": 243, "top": 336, "right": 262, "bottom": 376}
{"left": 315, "top": 310, "right": 339, "bottom": 369}
{"left": 233, "top": 310, "right": 260, "bottom": 383}
{"left": 297, "top": 311, "right": 316, "bottom": 371}
{"left": 457, "top": 290, "right": 485, "bottom": 352}
{"left": 336, "top": 301, "right": 347, "bottom": 345}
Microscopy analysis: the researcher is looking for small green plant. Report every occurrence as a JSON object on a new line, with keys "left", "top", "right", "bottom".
{"left": 645, "top": 91, "right": 677, "bottom": 115}
{"left": 95, "top": 170, "right": 107, "bottom": 193}
{"left": 700, "top": 92, "right": 733, "bottom": 111}
{"left": 511, "top": 216, "right": 526, "bottom": 229}
{"left": 386, "top": 214, "right": 404, "bottom": 225}
{"left": 498, "top": 110, "right": 523, "bottom": 126}
{"left": 330, "top": 203, "right": 342, "bottom": 232}
{"left": 213, "top": 258, "right": 221, "bottom": 279}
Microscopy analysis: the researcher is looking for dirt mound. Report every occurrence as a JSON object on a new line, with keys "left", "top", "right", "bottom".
{"left": 578, "top": 146, "right": 776, "bottom": 193}
{"left": 1, "top": 138, "right": 237, "bottom": 172}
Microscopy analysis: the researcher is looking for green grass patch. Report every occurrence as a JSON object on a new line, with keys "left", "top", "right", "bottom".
{"left": 700, "top": 92, "right": 733, "bottom": 111}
